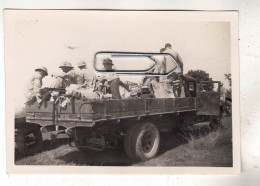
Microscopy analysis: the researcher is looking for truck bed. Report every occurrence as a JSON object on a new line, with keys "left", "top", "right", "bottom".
{"left": 26, "top": 98, "right": 197, "bottom": 127}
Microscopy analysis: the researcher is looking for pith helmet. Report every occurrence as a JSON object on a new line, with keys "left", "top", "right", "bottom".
{"left": 35, "top": 66, "right": 48, "bottom": 75}
{"left": 103, "top": 58, "right": 114, "bottom": 65}
{"left": 59, "top": 61, "right": 73, "bottom": 68}
{"left": 77, "top": 61, "right": 86, "bottom": 67}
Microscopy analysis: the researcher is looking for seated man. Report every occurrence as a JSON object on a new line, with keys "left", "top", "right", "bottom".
{"left": 97, "top": 58, "right": 130, "bottom": 99}
{"left": 51, "top": 61, "right": 78, "bottom": 89}
{"left": 96, "top": 58, "right": 118, "bottom": 94}
{"left": 25, "top": 67, "right": 48, "bottom": 105}
{"left": 49, "top": 62, "right": 80, "bottom": 100}
{"left": 77, "top": 61, "right": 97, "bottom": 90}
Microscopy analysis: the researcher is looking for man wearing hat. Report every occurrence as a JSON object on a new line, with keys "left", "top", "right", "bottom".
{"left": 101, "top": 57, "right": 115, "bottom": 71}
{"left": 97, "top": 58, "right": 117, "bottom": 93}
{"left": 77, "top": 61, "right": 97, "bottom": 90}
{"left": 25, "top": 66, "right": 48, "bottom": 105}
{"left": 51, "top": 61, "right": 78, "bottom": 88}
{"left": 97, "top": 58, "right": 130, "bottom": 97}
{"left": 162, "top": 43, "right": 184, "bottom": 97}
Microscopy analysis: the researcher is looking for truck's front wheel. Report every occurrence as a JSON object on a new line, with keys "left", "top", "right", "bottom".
{"left": 15, "top": 124, "right": 43, "bottom": 156}
{"left": 124, "top": 123, "right": 160, "bottom": 161}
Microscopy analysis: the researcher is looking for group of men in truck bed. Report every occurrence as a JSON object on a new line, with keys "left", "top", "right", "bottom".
{"left": 25, "top": 60, "right": 110, "bottom": 105}
{"left": 25, "top": 43, "right": 185, "bottom": 105}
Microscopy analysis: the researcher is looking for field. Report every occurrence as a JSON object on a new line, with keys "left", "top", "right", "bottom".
{"left": 15, "top": 117, "right": 232, "bottom": 167}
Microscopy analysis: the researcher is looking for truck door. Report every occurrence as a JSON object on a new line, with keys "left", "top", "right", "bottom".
{"left": 196, "top": 81, "right": 220, "bottom": 116}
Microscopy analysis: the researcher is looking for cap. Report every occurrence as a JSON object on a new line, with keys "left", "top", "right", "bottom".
{"left": 77, "top": 61, "right": 86, "bottom": 67}
{"left": 103, "top": 58, "right": 114, "bottom": 65}
{"left": 35, "top": 66, "right": 48, "bottom": 75}
{"left": 59, "top": 61, "right": 73, "bottom": 68}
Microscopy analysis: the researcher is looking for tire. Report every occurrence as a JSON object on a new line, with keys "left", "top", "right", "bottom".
{"left": 16, "top": 124, "right": 43, "bottom": 156}
{"left": 124, "top": 124, "right": 140, "bottom": 160}
{"left": 124, "top": 123, "right": 160, "bottom": 161}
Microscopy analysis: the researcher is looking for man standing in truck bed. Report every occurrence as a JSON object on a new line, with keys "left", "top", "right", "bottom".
{"left": 162, "top": 43, "right": 184, "bottom": 97}
{"left": 162, "top": 43, "right": 184, "bottom": 74}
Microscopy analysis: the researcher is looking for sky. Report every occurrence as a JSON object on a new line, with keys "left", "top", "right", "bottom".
{"left": 9, "top": 10, "right": 231, "bottom": 111}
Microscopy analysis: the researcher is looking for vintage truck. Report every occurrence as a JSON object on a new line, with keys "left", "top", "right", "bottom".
{"left": 15, "top": 75, "right": 221, "bottom": 161}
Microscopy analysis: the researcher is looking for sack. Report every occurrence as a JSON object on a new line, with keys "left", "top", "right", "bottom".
{"left": 150, "top": 79, "right": 175, "bottom": 98}
{"left": 65, "top": 84, "right": 102, "bottom": 100}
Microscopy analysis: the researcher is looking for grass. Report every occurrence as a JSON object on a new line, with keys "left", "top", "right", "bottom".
{"left": 136, "top": 117, "right": 233, "bottom": 167}
{"left": 15, "top": 117, "right": 233, "bottom": 167}
{"left": 185, "top": 126, "right": 232, "bottom": 151}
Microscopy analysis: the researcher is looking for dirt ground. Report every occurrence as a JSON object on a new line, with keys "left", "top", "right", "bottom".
{"left": 15, "top": 116, "right": 232, "bottom": 167}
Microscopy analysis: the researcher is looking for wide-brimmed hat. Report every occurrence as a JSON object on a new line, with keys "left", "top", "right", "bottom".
{"left": 103, "top": 58, "right": 114, "bottom": 65}
{"left": 59, "top": 61, "right": 73, "bottom": 68}
{"left": 35, "top": 66, "right": 48, "bottom": 75}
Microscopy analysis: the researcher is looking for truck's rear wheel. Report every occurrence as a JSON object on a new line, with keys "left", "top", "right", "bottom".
{"left": 16, "top": 124, "right": 43, "bottom": 156}
{"left": 124, "top": 124, "right": 140, "bottom": 159}
{"left": 124, "top": 123, "right": 160, "bottom": 161}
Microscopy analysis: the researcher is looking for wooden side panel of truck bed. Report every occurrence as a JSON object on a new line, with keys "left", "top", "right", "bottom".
{"left": 26, "top": 98, "right": 196, "bottom": 126}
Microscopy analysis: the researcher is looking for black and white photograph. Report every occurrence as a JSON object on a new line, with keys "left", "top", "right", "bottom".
{"left": 5, "top": 10, "right": 239, "bottom": 174}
